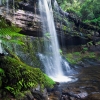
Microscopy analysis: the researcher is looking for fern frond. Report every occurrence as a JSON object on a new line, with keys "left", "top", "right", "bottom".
{"left": 0, "top": 18, "right": 25, "bottom": 46}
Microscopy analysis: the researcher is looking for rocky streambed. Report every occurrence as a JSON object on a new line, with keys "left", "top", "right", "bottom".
{"left": 49, "top": 61, "right": 100, "bottom": 100}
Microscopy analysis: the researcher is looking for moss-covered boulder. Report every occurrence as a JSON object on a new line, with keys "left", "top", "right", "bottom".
{"left": 0, "top": 56, "right": 55, "bottom": 98}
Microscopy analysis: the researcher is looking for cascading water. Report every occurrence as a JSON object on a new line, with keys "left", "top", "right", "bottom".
{"left": 6, "top": 0, "right": 9, "bottom": 17}
{"left": 0, "top": 40, "right": 3, "bottom": 53}
{"left": 39, "top": 0, "right": 72, "bottom": 82}
{"left": 0, "top": 1, "right": 2, "bottom": 53}
{"left": 0, "top": 0, "right": 2, "bottom": 14}
{"left": 39, "top": 0, "right": 63, "bottom": 76}
{"left": 12, "top": 0, "right": 15, "bottom": 14}
{"left": 54, "top": 0, "right": 64, "bottom": 46}
{"left": 12, "top": 0, "right": 15, "bottom": 22}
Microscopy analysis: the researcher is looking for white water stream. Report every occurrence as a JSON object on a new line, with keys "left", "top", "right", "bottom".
{"left": 6, "top": 0, "right": 9, "bottom": 15}
{"left": 0, "top": 0, "right": 2, "bottom": 14}
{"left": 0, "top": 1, "right": 2, "bottom": 53}
{"left": 0, "top": 40, "right": 3, "bottom": 53}
{"left": 39, "top": 0, "right": 72, "bottom": 82}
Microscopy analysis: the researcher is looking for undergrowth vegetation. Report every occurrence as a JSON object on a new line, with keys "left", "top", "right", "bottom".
{"left": 0, "top": 56, "right": 55, "bottom": 99}
{"left": 66, "top": 51, "right": 97, "bottom": 64}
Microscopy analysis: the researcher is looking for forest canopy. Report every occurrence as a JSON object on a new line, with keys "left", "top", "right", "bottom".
{"left": 57, "top": 0, "right": 100, "bottom": 27}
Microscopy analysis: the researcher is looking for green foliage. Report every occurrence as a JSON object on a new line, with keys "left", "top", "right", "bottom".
{"left": 82, "top": 47, "right": 88, "bottom": 52}
{"left": 80, "top": 0, "right": 100, "bottom": 20}
{"left": 57, "top": 0, "right": 82, "bottom": 16}
{"left": 84, "top": 17, "right": 100, "bottom": 27}
{"left": 62, "top": 25, "right": 67, "bottom": 31}
{"left": 66, "top": 53, "right": 76, "bottom": 64}
{"left": 74, "top": 52, "right": 80, "bottom": 55}
{"left": 58, "top": 0, "right": 100, "bottom": 27}
{"left": 44, "top": 32, "right": 50, "bottom": 39}
{"left": 0, "top": 68, "right": 5, "bottom": 87}
{"left": 0, "top": 56, "right": 55, "bottom": 97}
{"left": 17, "top": 37, "right": 42, "bottom": 68}
{"left": 0, "top": 17, "right": 24, "bottom": 47}
{"left": 0, "top": 68, "right": 5, "bottom": 76}
{"left": 14, "top": 92, "right": 25, "bottom": 99}
{"left": 43, "top": 74, "right": 55, "bottom": 88}
{"left": 66, "top": 51, "right": 96, "bottom": 64}
{"left": 59, "top": 49, "right": 63, "bottom": 55}
{"left": 97, "top": 41, "right": 100, "bottom": 45}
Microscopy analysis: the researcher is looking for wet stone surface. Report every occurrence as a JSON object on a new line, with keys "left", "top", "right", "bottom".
{"left": 49, "top": 65, "right": 100, "bottom": 100}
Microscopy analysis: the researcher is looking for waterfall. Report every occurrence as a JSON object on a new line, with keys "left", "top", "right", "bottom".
{"left": 12, "top": 0, "right": 15, "bottom": 22}
{"left": 54, "top": 0, "right": 65, "bottom": 47}
{"left": 0, "top": 1, "right": 2, "bottom": 53}
{"left": 0, "top": 40, "right": 3, "bottom": 53}
{"left": 6, "top": 0, "right": 9, "bottom": 16}
{"left": 39, "top": 0, "right": 63, "bottom": 76}
{"left": 39, "top": 0, "right": 72, "bottom": 82}
{"left": 0, "top": 0, "right": 1, "bottom": 14}
{"left": 13, "top": 0, "right": 15, "bottom": 13}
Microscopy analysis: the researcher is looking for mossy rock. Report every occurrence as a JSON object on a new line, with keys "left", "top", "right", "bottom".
{"left": 0, "top": 56, "right": 55, "bottom": 97}
{"left": 66, "top": 51, "right": 96, "bottom": 64}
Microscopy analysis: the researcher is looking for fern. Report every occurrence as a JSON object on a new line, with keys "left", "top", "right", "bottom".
{"left": 0, "top": 17, "right": 25, "bottom": 46}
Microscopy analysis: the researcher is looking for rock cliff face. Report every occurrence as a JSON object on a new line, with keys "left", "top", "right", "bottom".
{"left": 0, "top": 0, "right": 100, "bottom": 47}
{"left": 0, "top": 0, "right": 65, "bottom": 37}
{"left": 0, "top": 4, "right": 42, "bottom": 37}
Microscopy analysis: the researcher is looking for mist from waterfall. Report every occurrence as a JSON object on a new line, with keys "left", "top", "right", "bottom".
{"left": 39, "top": 0, "right": 72, "bottom": 82}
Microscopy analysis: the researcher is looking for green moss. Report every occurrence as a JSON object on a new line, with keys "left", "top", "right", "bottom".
{"left": 0, "top": 56, "right": 55, "bottom": 97}
{"left": 66, "top": 51, "right": 96, "bottom": 64}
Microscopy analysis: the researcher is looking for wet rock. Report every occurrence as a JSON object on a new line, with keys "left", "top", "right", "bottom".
{"left": 23, "top": 96, "right": 30, "bottom": 100}
{"left": 76, "top": 92, "right": 88, "bottom": 99}
{"left": 49, "top": 93, "right": 60, "bottom": 100}
{"left": 0, "top": 93, "right": 2, "bottom": 98}
{"left": 47, "top": 82, "right": 60, "bottom": 94}
{"left": 49, "top": 62, "right": 100, "bottom": 100}
{"left": 52, "top": 82, "right": 60, "bottom": 92}
{"left": 0, "top": 53, "right": 5, "bottom": 58}
{"left": 42, "top": 88, "right": 49, "bottom": 100}
{"left": 85, "top": 92, "right": 100, "bottom": 100}
{"left": 61, "top": 95, "right": 69, "bottom": 100}
{"left": 61, "top": 86, "right": 88, "bottom": 100}
{"left": 61, "top": 92, "right": 88, "bottom": 100}
{"left": 62, "top": 92, "right": 78, "bottom": 99}
{"left": 35, "top": 85, "right": 40, "bottom": 91}
{"left": 70, "top": 97, "right": 76, "bottom": 100}
{"left": 31, "top": 91, "right": 44, "bottom": 100}
{"left": 26, "top": 93, "right": 34, "bottom": 100}
{"left": 54, "top": 91, "right": 61, "bottom": 98}
{"left": 77, "top": 61, "right": 85, "bottom": 67}
{"left": 48, "top": 82, "right": 62, "bottom": 99}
